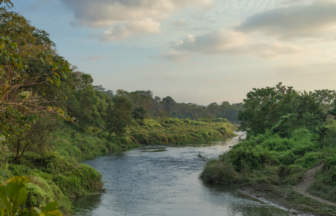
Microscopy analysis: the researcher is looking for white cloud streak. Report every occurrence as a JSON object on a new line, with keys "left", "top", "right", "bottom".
{"left": 236, "top": 0, "right": 336, "bottom": 39}
{"left": 60, "top": 0, "right": 211, "bottom": 41}
{"left": 174, "top": 30, "right": 299, "bottom": 58}
{"left": 152, "top": 50, "right": 191, "bottom": 62}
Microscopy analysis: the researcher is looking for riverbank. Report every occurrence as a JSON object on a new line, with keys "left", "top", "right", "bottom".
{"left": 200, "top": 125, "right": 336, "bottom": 216}
{"left": 71, "top": 136, "right": 293, "bottom": 216}
{"left": 0, "top": 117, "right": 236, "bottom": 215}
{"left": 240, "top": 183, "right": 336, "bottom": 216}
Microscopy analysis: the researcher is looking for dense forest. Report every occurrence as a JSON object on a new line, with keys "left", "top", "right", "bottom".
{"left": 0, "top": 1, "right": 237, "bottom": 215}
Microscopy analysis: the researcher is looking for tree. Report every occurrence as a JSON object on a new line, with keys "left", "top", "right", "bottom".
{"left": 132, "top": 107, "right": 148, "bottom": 121}
{"left": 0, "top": 3, "right": 71, "bottom": 128}
{"left": 8, "top": 116, "right": 58, "bottom": 163}
{"left": 0, "top": 1, "right": 71, "bottom": 161}
{"left": 238, "top": 83, "right": 326, "bottom": 137}
{"left": 158, "top": 110, "right": 169, "bottom": 121}
{"left": 313, "top": 89, "right": 336, "bottom": 114}
{"left": 161, "top": 96, "right": 176, "bottom": 115}
{"left": 105, "top": 96, "right": 133, "bottom": 138}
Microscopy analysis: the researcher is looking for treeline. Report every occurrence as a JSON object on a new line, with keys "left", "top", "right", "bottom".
{"left": 33, "top": 65, "right": 242, "bottom": 139}
{"left": 93, "top": 86, "right": 243, "bottom": 122}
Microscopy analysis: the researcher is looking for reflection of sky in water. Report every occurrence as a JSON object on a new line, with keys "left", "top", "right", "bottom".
{"left": 73, "top": 132, "right": 293, "bottom": 216}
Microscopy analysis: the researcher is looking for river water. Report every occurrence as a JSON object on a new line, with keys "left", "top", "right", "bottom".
{"left": 73, "top": 132, "right": 292, "bottom": 216}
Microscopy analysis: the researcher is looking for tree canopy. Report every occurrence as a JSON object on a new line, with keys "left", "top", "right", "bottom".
{"left": 238, "top": 83, "right": 327, "bottom": 138}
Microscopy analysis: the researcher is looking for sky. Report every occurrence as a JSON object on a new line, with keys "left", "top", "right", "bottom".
{"left": 11, "top": 0, "right": 336, "bottom": 104}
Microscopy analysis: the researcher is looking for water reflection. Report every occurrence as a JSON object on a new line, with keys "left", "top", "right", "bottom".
{"left": 73, "top": 132, "right": 292, "bottom": 216}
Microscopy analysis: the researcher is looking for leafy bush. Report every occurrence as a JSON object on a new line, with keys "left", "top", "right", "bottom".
{"left": 0, "top": 176, "right": 63, "bottom": 216}
{"left": 201, "top": 128, "right": 321, "bottom": 186}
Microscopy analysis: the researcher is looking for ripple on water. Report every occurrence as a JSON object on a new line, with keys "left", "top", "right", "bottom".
{"left": 73, "top": 132, "right": 294, "bottom": 216}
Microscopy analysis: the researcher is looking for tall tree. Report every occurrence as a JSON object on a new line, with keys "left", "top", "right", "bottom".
{"left": 0, "top": 1, "right": 70, "bottom": 142}
{"left": 105, "top": 96, "right": 133, "bottom": 138}
{"left": 161, "top": 96, "right": 176, "bottom": 115}
{"left": 132, "top": 107, "right": 148, "bottom": 121}
{"left": 0, "top": 1, "right": 71, "bottom": 160}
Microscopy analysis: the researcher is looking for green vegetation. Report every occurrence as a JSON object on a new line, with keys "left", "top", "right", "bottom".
{"left": 201, "top": 128, "right": 320, "bottom": 185}
{"left": 129, "top": 117, "right": 236, "bottom": 145}
{"left": 0, "top": 176, "right": 63, "bottom": 216}
{"left": 0, "top": 0, "right": 235, "bottom": 214}
{"left": 201, "top": 83, "right": 336, "bottom": 215}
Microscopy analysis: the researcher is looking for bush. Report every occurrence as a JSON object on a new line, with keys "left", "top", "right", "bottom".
{"left": 201, "top": 128, "right": 321, "bottom": 187}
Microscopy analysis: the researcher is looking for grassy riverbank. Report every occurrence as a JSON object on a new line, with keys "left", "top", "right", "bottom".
{"left": 129, "top": 117, "right": 236, "bottom": 145}
{"left": 201, "top": 123, "right": 336, "bottom": 215}
{"left": 0, "top": 117, "right": 235, "bottom": 215}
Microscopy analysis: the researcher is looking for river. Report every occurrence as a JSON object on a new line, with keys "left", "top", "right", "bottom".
{"left": 73, "top": 132, "right": 293, "bottom": 216}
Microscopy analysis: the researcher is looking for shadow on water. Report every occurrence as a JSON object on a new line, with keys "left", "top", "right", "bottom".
{"left": 72, "top": 194, "right": 102, "bottom": 214}
{"left": 73, "top": 132, "right": 293, "bottom": 216}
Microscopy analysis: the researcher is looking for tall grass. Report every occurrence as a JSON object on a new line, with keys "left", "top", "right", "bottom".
{"left": 129, "top": 118, "right": 236, "bottom": 145}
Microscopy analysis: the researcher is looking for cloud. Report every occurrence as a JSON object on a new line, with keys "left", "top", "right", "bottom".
{"left": 100, "top": 19, "right": 161, "bottom": 41}
{"left": 239, "top": 43, "right": 300, "bottom": 58}
{"left": 281, "top": 0, "right": 313, "bottom": 6}
{"left": 152, "top": 50, "right": 191, "bottom": 62}
{"left": 236, "top": 0, "right": 336, "bottom": 39}
{"left": 176, "top": 30, "right": 247, "bottom": 54}
{"left": 87, "top": 56, "right": 104, "bottom": 61}
{"left": 60, "top": 0, "right": 211, "bottom": 40}
{"left": 174, "top": 30, "right": 299, "bottom": 58}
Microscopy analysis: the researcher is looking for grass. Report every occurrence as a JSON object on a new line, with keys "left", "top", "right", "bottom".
{"left": 129, "top": 117, "right": 236, "bottom": 145}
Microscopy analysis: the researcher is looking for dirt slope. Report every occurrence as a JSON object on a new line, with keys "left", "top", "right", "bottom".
{"left": 293, "top": 163, "right": 336, "bottom": 207}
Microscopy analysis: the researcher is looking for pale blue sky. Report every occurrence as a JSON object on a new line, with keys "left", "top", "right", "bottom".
{"left": 12, "top": 0, "right": 336, "bottom": 104}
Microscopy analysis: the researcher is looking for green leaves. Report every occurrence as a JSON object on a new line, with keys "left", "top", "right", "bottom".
{"left": 0, "top": 176, "right": 63, "bottom": 216}
{"left": 41, "top": 202, "right": 62, "bottom": 216}
{"left": 54, "top": 79, "right": 60, "bottom": 88}
{"left": 106, "top": 96, "right": 133, "bottom": 138}
{"left": 238, "top": 82, "right": 327, "bottom": 138}
{"left": 0, "top": 176, "right": 29, "bottom": 215}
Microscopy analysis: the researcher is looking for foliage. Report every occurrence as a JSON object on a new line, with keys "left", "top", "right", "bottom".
{"left": 0, "top": 12, "right": 71, "bottom": 123}
{"left": 201, "top": 128, "right": 323, "bottom": 186}
{"left": 0, "top": 176, "right": 62, "bottom": 216}
{"left": 201, "top": 84, "right": 336, "bottom": 211}
{"left": 129, "top": 118, "right": 236, "bottom": 145}
{"left": 0, "top": 2, "right": 72, "bottom": 166}
{"left": 132, "top": 107, "right": 147, "bottom": 121}
{"left": 105, "top": 96, "right": 133, "bottom": 138}
{"left": 158, "top": 110, "right": 169, "bottom": 121}
{"left": 106, "top": 89, "right": 243, "bottom": 123}
{"left": 238, "top": 82, "right": 326, "bottom": 137}
{"left": 8, "top": 116, "right": 58, "bottom": 164}
{"left": 0, "top": 136, "right": 8, "bottom": 169}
